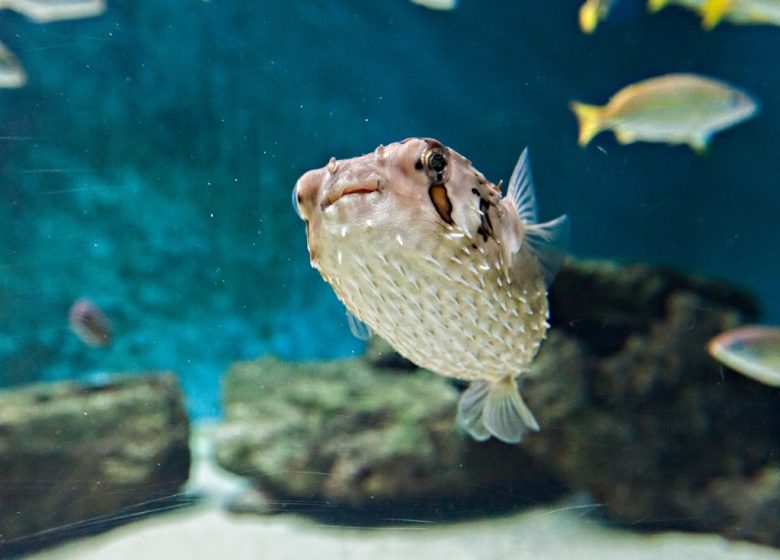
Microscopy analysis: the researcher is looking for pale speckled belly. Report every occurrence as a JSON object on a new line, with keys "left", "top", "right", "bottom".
{"left": 317, "top": 228, "right": 549, "bottom": 383}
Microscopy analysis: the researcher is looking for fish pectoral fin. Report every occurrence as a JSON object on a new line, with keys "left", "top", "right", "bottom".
{"left": 456, "top": 380, "right": 492, "bottom": 441}
{"left": 346, "top": 310, "right": 372, "bottom": 340}
{"left": 524, "top": 214, "right": 570, "bottom": 287}
{"left": 569, "top": 101, "right": 604, "bottom": 147}
{"left": 457, "top": 377, "right": 539, "bottom": 444}
{"left": 701, "top": 0, "right": 731, "bottom": 29}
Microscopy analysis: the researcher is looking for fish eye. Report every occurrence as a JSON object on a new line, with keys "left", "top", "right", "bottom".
{"left": 292, "top": 187, "right": 302, "bottom": 219}
{"left": 422, "top": 148, "right": 449, "bottom": 183}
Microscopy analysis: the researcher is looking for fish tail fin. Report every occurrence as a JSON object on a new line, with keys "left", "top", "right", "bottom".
{"left": 701, "top": 0, "right": 731, "bottom": 29}
{"left": 578, "top": 1, "right": 599, "bottom": 34}
{"left": 569, "top": 101, "right": 604, "bottom": 147}
{"left": 456, "top": 376, "right": 539, "bottom": 444}
{"left": 647, "top": 0, "right": 669, "bottom": 13}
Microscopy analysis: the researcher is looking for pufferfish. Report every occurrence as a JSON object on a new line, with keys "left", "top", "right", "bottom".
{"left": 293, "top": 138, "right": 569, "bottom": 444}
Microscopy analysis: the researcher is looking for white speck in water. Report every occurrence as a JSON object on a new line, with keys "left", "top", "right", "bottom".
{"left": 337, "top": 251, "right": 343, "bottom": 265}
{"left": 341, "top": 226, "right": 348, "bottom": 237}
{"left": 396, "top": 234, "right": 404, "bottom": 246}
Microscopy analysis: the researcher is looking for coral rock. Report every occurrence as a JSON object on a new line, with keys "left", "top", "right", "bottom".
{"left": 0, "top": 374, "right": 190, "bottom": 551}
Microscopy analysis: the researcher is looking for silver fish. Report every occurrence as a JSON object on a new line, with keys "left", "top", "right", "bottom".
{"left": 293, "top": 138, "right": 569, "bottom": 443}
{"left": 570, "top": 73, "right": 758, "bottom": 152}
{"left": 708, "top": 325, "right": 780, "bottom": 387}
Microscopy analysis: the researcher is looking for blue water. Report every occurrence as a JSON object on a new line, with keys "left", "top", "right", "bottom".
{"left": 1, "top": 1, "right": 778, "bottom": 418}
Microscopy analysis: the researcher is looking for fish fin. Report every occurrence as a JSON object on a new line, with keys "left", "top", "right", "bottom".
{"left": 614, "top": 128, "right": 637, "bottom": 145}
{"left": 689, "top": 134, "right": 711, "bottom": 155}
{"left": 569, "top": 101, "right": 603, "bottom": 147}
{"left": 457, "top": 377, "right": 539, "bottom": 444}
{"left": 525, "top": 214, "right": 570, "bottom": 287}
{"left": 346, "top": 310, "right": 372, "bottom": 340}
{"left": 647, "top": 0, "right": 669, "bottom": 12}
{"left": 507, "top": 148, "right": 538, "bottom": 225}
{"left": 456, "top": 380, "right": 492, "bottom": 441}
{"left": 579, "top": 1, "right": 599, "bottom": 33}
{"left": 701, "top": 0, "right": 731, "bottom": 29}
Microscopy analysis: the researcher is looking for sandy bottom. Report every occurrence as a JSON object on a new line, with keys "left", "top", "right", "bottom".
{"left": 22, "top": 500, "right": 780, "bottom": 560}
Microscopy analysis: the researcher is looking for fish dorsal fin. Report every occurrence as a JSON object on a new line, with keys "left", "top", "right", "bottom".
{"left": 505, "top": 149, "right": 570, "bottom": 287}
{"left": 346, "top": 310, "right": 372, "bottom": 341}
{"left": 525, "top": 214, "right": 571, "bottom": 288}
{"left": 507, "top": 148, "right": 538, "bottom": 225}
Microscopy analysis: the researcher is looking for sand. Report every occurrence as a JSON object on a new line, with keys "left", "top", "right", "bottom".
{"left": 22, "top": 500, "right": 780, "bottom": 560}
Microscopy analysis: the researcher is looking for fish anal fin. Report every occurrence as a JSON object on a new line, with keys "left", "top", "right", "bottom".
{"left": 614, "top": 127, "right": 637, "bottom": 145}
{"left": 569, "top": 101, "right": 604, "bottom": 147}
{"left": 456, "top": 377, "right": 539, "bottom": 444}
{"left": 689, "top": 134, "right": 711, "bottom": 155}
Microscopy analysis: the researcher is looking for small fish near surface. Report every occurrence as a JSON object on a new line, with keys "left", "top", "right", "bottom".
{"left": 649, "top": 0, "right": 780, "bottom": 29}
{"left": 409, "top": 0, "right": 458, "bottom": 10}
{"left": 708, "top": 325, "right": 780, "bottom": 387}
{"left": 68, "top": 297, "right": 112, "bottom": 347}
{"left": 570, "top": 73, "right": 758, "bottom": 152}
{"left": 0, "top": 0, "right": 106, "bottom": 23}
{"left": 293, "top": 138, "right": 569, "bottom": 444}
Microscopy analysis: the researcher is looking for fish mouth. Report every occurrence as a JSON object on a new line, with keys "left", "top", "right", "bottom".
{"left": 323, "top": 180, "right": 380, "bottom": 209}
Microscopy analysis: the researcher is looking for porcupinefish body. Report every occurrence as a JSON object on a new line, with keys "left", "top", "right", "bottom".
{"left": 293, "top": 138, "right": 569, "bottom": 443}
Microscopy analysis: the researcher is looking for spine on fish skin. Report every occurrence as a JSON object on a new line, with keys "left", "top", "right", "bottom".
{"left": 569, "top": 101, "right": 604, "bottom": 147}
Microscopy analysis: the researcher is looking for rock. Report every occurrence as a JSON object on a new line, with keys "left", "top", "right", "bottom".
{"left": 215, "top": 258, "right": 780, "bottom": 547}
{"left": 214, "top": 357, "right": 567, "bottom": 512}
{"left": 0, "top": 374, "right": 190, "bottom": 551}
{"left": 307, "top": 258, "right": 779, "bottom": 546}
{"left": 524, "top": 259, "right": 780, "bottom": 546}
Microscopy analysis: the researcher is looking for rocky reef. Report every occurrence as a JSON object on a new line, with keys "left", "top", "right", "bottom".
{"left": 214, "top": 357, "right": 565, "bottom": 515}
{"left": 0, "top": 373, "right": 190, "bottom": 552}
{"left": 215, "top": 258, "right": 780, "bottom": 547}
{"left": 532, "top": 260, "right": 778, "bottom": 545}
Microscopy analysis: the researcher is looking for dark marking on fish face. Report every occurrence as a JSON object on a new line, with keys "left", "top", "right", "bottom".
{"left": 469, "top": 186, "right": 495, "bottom": 243}
{"left": 477, "top": 196, "right": 494, "bottom": 242}
{"left": 429, "top": 183, "right": 454, "bottom": 225}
